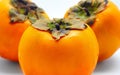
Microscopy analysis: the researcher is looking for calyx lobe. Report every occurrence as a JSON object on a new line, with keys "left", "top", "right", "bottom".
{"left": 32, "top": 18, "right": 87, "bottom": 40}
{"left": 10, "top": 0, "right": 45, "bottom": 23}
{"left": 68, "top": 0, "right": 108, "bottom": 25}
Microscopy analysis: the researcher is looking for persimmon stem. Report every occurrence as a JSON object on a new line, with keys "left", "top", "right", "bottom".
{"left": 67, "top": 0, "right": 108, "bottom": 25}
{"left": 10, "top": 0, "right": 45, "bottom": 23}
{"left": 32, "top": 18, "right": 87, "bottom": 40}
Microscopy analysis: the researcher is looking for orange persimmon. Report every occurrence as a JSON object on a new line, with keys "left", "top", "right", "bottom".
{"left": 0, "top": 0, "right": 49, "bottom": 61}
{"left": 19, "top": 18, "right": 99, "bottom": 75}
{"left": 64, "top": 0, "right": 120, "bottom": 62}
{"left": 92, "top": 1, "right": 120, "bottom": 61}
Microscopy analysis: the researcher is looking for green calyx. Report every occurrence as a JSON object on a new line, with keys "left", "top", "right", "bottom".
{"left": 68, "top": 0, "right": 108, "bottom": 25}
{"left": 32, "top": 18, "right": 87, "bottom": 40}
{"left": 9, "top": 0, "right": 45, "bottom": 23}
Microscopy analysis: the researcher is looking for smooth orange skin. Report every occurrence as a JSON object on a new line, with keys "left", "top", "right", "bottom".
{"left": 65, "top": 1, "right": 120, "bottom": 62}
{"left": 0, "top": 0, "right": 49, "bottom": 61}
{"left": 91, "top": 2, "right": 120, "bottom": 62}
{"left": 19, "top": 26, "right": 99, "bottom": 75}
{"left": 0, "top": 0, "right": 30, "bottom": 61}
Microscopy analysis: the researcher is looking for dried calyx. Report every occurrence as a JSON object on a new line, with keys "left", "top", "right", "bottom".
{"left": 9, "top": 0, "right": 45, "bottom": 23}
{"left": 32, "top": 18, "right": 87, "bottom": 40}
{"left": 68, "top": 0, "right": 108, "bottom": 25}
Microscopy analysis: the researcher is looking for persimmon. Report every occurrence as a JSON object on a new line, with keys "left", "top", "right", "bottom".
{"left": 0, "top": 0, "right": 49, "bottom": 61}
{"left": 64, "top": 0, "right": 120, "bottom": 62}
{"left": 19, "top": 18, "right": 99, "bottom": 75}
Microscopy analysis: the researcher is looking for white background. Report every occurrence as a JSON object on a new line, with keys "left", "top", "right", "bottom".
{"left": 0, "top": 0, "right": 120, "bottom": 75}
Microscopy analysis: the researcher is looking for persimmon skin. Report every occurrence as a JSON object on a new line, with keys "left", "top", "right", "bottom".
{"left": 19, "top": 26, "right": 99, "bottom": 75}
{"left": 0, "top": 0, "right": 30, "bottom": 61}
{"left": 0, "top": 0, "right": 49, "bottom": 61}
{"left": 64, "top": 1, "right": 120, "bottom": 62}
{"left": 91, "top": 2, "right": 120, "bottom": 62}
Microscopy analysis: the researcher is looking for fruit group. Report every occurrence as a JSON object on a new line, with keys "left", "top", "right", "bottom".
{"left": 19, "top": 18, "right": 99, "bottom": 75}
{"left": 64, "top": 0, "right": 120, "bottom": 62}
{"left": 0, "top": 0, "right": 49, "bottom": 61}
